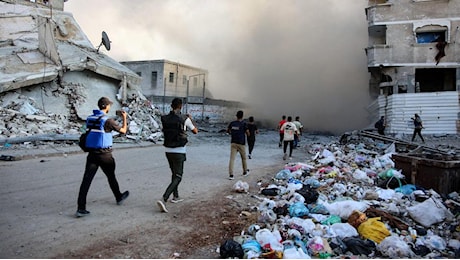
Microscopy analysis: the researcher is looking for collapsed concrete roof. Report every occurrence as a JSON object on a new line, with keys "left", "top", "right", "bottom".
{"left": 0, "top": 1, "right": 164, "bottom": 144}
{"left": 0, "top": 1, "right": 140, "bottom": 93}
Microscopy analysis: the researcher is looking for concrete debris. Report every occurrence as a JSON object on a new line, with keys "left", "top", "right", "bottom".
{"left": 0, "top": 92, "right": 163, "bottom": 145}
{"left": 228, "top": 132, "right": 460, "bottom": 259}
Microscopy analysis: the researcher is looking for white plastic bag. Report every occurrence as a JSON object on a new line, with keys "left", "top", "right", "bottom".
{"left": 233, "top": 180, "right": 249, "bottom": 193}
{"left": 323, "top": 200, "right": 369, "bottom": 220}
{"left": 377, "top": 235, "right": 416, "bottom": 258}
{"left": 407, "top": 197, "right": 451, "bottom": 227}
{"left": 329, "top": 223, "right": 359, "bottom": 238}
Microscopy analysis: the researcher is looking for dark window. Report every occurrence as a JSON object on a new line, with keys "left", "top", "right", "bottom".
{"left": 416, "top": 31, "right": 445, "bottom": 44}
{"left": 169, "top": 72, "right": 174, "bottom": 83}
{"left": 415, "top": 68, "right": 456, "bottom": 92}
{"left": 151, "top": 71, "right": 157, "bottom": 88}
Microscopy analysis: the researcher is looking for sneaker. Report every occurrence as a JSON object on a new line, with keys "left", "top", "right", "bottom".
{"left": 283, "top": 153, "right": 287, "bottom": 160}
{"left": 248, "top": 154, "right": 252, "bottom": 159}
{"left": 75, "top": 209, "right": 90, "bottom": 218}
{"left": 289, "top": 157, "right": 292, "bottom": 160}
{"left": 243, "top": 170, "right": 250, "bottom": 176}
{"left": 157, "top": 200, "right": 168, "bottom": 213}
{"left": 229, "top": 175, "right": 234, "bottom": 180}
{"left": 117, "top": 191, "right": 130, "bottom": 205}
{"left": 171, "top": 197, "right": 184, "bottom": 203}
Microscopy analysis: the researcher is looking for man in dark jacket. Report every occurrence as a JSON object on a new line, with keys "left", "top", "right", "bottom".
{"left": 157, "top": 98, "right": 198, "bottom": 213}
{"left": 227, "top": 110, "right": 249, "bottom": 180}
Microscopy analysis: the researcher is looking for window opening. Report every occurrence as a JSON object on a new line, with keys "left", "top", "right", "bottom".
{"left": 169, "top": 72, "right": 174, "bottom": 83}
{"left": 151, "top": 71, "right": 157, "bottom": 88}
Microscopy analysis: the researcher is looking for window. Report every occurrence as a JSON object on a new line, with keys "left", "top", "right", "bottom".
{"left": 415, "top": 68, "right": 456, "bottom": 92}
{"left": 183, "top": 75, "right": 187, "bottom": 85}
{"left": 136, "top": 72, "right": 142, "bottom": 77}
{"left": 151, "top": 71, "right": 157, "bottom": 88}
{"left": 169, "top": 72, "right": 174, "bottom": 83}
{"left": 416, "top": 31, "right": 445, "bottom": 44}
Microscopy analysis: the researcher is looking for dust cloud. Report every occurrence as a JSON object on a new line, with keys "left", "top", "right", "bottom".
{"left": 65, "top": 0, "right": 371, "bottom": 134}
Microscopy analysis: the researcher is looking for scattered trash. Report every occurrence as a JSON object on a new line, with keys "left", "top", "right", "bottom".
{"left": 224, "top": 131, "right": 460, "bottom": 258}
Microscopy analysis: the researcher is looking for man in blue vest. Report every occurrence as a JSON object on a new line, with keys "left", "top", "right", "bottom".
{"left": 75, "top": 97, "right": 129, "bottom": 217}
{"left": 157, "top": 98, "right": 198, "bottom": 213}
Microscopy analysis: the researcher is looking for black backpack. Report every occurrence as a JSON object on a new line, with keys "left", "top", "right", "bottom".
{"left": 161, "top": 111, "right": 188, "bottom": 148}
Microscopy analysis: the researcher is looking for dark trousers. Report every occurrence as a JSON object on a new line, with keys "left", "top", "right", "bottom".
{"left": 77, "top": 152, "right": 122, "bottom": 210}
{"left": 163, "top": 152, "right": 186, "bottom": 201}
{"left": 279, "top": 133, "right": 284, "bottom": 147}
{"left": 248, "top": 137, "right": 255, "bottom": 155}
{"left": 294, "top": 134, "right": 299, "bottom": 147}
{"left": 283, "top": 140, "right": 294, "bottom": 157}
{"left": 412, "top": 128, "right": 425, "bottom": 142}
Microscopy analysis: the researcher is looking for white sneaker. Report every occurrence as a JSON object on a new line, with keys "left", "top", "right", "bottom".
{"left": 171, "top": 197, "right": 184, "bottom": 203}
{"left": 156, "top": 200, "right": 168, "bottom": 213}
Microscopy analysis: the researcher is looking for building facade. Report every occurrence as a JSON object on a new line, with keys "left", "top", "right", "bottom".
{"left": 366, "top": 0, "right": 460, "bottom": 134}
{"left": 120, "top": 60, "right": 208, "bottom": 101}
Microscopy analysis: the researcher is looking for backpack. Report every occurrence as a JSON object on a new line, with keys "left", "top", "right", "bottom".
{"left": 78, "top": 131, "right": 90, "bottom": 152}
{"left": 78, "top": 115, "right": 104, "bottom": 152}
{"left": 161, "top": 111, "right": 188, "bottom": 148}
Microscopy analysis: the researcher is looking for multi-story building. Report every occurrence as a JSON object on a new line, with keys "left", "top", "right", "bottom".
{"left": 121, "top": 60, "right": 208, "bottom": 102}
{"left": 366, "top": 0, "right": 460, "bottom": 135}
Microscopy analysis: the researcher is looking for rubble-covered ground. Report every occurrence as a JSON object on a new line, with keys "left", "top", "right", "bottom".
{"left": 0, "top": 93, "right": 164, "bottom": 145}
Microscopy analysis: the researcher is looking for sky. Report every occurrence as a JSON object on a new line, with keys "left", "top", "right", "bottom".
{"left": 65, "top": 0, "right": 371, "bottom": 133}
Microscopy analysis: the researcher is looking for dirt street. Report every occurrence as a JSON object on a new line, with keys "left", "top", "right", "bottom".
{"left": 0, "top": 128, "right": 326, "bottom": 258}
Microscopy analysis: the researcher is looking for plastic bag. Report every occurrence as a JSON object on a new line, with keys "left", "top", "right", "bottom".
{"left": 220, "top": 239, "right": 244, "bottom": 258}
{"left": 323, "top": 200, "right": 369, "bottom": 220}
{"left": 255, "top": 228, "right": 283, "bottom": 252}
{"left": 377, "top": 235, "right": 416, "bottom": 258}
{"left": 287, "top": 217, "right": 316, "bottom": 234}
{"left": 330, "top": 223, "right": 359, "bottom": 238}
{"left": 258, "top": 209, "right": 277, "bottom": 223}
{"left": 289, "top": 202, "right": 309, "bottom": 217}
{"left": 407, "top": 197, "right": 452, "bottom": 227}
{"left": 395, "top": 184, "right": 416, "bottom": 195}
{"left": 275, "top": 169, "right": 293, "bottom": 180}
{"left": 321, "top": 215, "right": 341, "bottom": 225}
{"left": 342, "top": 237, "right": 376, "bottom": 256}
{"left": 233, "top": 180, "right": 249, "bottom": 193}
{"left": 357, "top": 217, "right": 390, "bottom": 244}
{"left": 242, "top": 239, "right": 262, "bottom": 257}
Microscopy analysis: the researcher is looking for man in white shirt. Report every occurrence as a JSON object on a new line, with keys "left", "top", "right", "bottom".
{"left": 280, "top": 116, "right": 298, "bottom": 160}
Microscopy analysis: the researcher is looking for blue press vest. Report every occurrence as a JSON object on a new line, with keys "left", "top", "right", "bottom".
{"left": 85, "top": 110, "right": 112, "bottom": 149}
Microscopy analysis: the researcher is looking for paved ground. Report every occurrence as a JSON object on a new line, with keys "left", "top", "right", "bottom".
{"left": 1, "top": 128, "right": 322, "bottom": 258}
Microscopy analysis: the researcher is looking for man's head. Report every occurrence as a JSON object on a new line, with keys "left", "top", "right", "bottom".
{"left": 236, "top": 110, "right": 244, "bottom": 119}
{"left": 171, "top": 98, "right": 183, "bottom": 110}
{"left": 282, "top": 115, "right": 286, "bottom": 120}
{"left": 249, "top": 116, "right": 254, "bottom": 122}
{"left": 295, "top": 116, "right": 300, "bottom": 121}
{"left": 98, "top": 97, "right": 113, "bottom": 110}
{"left": 287, "top": 116, "right": 292, "bottom": 122}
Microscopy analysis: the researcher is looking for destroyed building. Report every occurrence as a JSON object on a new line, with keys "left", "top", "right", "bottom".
{"left": 121, "top": 59, "right": 247, "bottom": 123}
{"left": 0, "top": 0, "right": 165, "bottom": 143}
{"left": 366, "top": 0, "right": 460, "bottom": 135}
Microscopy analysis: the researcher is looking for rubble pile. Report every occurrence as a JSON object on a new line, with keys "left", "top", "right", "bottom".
{"left": 226, "top": 136, "right": 460, "bottom": 259}
{"left": 0, "top": 93, "right": 164, "bottom": 144}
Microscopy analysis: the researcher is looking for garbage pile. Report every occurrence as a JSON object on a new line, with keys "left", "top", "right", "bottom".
{"left": 224, "top": 138, "right": 460, "bottom": 259}
{"left": 0, "top": 93, "right": 163, "bottom": 143}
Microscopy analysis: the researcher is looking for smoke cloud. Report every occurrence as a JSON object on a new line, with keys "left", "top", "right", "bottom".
{"left": 66, "top": 0, "right": 371, "bottom": 134}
